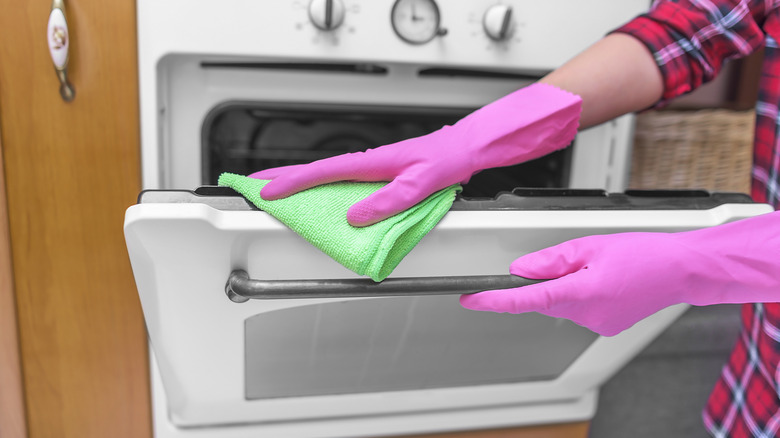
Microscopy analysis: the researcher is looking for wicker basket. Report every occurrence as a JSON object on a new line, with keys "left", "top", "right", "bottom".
{"left": 629, "top": 109, "right": 755, "bottom": 194}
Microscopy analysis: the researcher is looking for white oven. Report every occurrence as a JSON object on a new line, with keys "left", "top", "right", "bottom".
{"left": 139, "top": 0, "right": 646, "bottom": 194}
{"left": 130, "top": 1, "right": 769, "bottom": 437}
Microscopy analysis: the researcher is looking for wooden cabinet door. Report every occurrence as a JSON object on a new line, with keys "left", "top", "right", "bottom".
{"left": 0, "top": 134, "right": 26, "bottom": 438}
{"left": 0, "top": 0, "right": 151, "bottom": 437}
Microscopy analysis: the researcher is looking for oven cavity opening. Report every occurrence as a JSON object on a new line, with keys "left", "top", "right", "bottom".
{"left": 202, "top": 102, "right": 571, "bottom": 198}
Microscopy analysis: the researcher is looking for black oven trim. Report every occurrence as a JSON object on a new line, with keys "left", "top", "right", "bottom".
{"left": 138, "top": 186, "right": 756, "bottom": 211}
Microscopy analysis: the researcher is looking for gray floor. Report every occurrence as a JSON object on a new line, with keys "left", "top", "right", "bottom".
{"left": 589, "top": 304, "right": 744, "bottom": 438}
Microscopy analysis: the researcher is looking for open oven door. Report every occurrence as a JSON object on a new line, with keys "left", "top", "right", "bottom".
{"left": 124, "top": 187, "right": 773, "bottom": 438}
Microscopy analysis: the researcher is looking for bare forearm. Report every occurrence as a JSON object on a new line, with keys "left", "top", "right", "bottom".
{"left": 540, "top": 33, "right": 664, "bottom": 129}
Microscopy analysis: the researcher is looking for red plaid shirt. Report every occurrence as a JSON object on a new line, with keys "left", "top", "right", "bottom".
{"left": 615, "top": 1, "right": 780, "bottom": 436}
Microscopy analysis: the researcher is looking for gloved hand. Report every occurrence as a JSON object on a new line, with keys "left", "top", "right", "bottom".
{"left": 251, "top": 83, "right": 581, "bottom": 226}
{"left": 460, "top": 210, "right": 780, "bottom": 336}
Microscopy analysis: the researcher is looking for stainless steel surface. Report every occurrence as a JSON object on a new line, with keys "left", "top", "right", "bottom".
{"left": 225, "top": 269, "right": 543, "bottom": 302}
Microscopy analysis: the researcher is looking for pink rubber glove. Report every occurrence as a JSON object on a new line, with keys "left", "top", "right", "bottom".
{"left": 251, "top": 83, "right": 581, "bottom": 226}
{"left": 460, "top": 210, "right": 780, "bottom": 336}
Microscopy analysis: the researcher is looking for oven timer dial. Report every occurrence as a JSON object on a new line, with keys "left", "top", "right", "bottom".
{"left": 391, "top": 0, "right": 447, "bottom": 45}
{"left": 483, "top": 4, "right": 514, "bottom": 41}
{"left": 308, "top": 0, "right": 346, "bottom": 31}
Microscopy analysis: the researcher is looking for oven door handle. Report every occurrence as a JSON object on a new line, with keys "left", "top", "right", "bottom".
{"left": 225, "top": 269, "right": 545, "bottom": 302}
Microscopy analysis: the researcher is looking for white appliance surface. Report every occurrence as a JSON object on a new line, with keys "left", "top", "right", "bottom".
{"left": 149, "top": 350, "right": 600, "bottom": 438}
{"left": 138, "top": 0, "right": 646, "bottom": 191}
{"left": 133, "top": 1, "right": 729, "bottom": 437}
{"left": 125, "top": 194, "right": 774, "bottom": 437}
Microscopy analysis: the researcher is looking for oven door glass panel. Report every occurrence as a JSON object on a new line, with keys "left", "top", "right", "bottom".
{"left": 245, "top": 296, "right": 596, "bottom": 400}
{"left": 203, "top": 103, "right": 571, "bottom": 198}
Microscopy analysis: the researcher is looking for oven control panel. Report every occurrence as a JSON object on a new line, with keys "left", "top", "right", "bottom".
{"left": 302, "top": 0, "right": 523, "bottom": 49}
{"left": 140, "top": 0, "right": 649, "bottom": 74}
{"left": 280, "top": 0, "right": 650, "bottom": 71}
{"left": 307, "top": 0, "right": 517, "bottom": 44}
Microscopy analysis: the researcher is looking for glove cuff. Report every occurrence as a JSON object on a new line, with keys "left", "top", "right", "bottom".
{"left": 460, "top": 83, "right": 582, "bottom": 171}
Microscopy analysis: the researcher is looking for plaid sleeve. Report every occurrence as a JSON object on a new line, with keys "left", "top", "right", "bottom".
{"left": 612, "top": 0, "right": 767, "bottom": 106}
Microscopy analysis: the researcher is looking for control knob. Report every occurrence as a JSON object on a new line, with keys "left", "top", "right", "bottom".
{"left": 483, "top": 4, "right": 513, "bottom": 41}
{"left": 309, "top": 0, "right": 346, "bottom": 31}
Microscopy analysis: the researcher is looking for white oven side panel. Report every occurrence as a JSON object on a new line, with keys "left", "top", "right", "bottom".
{"left": 570, "top": 114, "right": 637, "bottom": 191}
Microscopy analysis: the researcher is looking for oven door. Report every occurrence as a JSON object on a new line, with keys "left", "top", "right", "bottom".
{"left": 124, "top": 188, "right": 773, "bottom": 435}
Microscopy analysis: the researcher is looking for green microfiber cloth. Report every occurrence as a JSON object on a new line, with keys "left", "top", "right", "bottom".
{"left": 218, "top": 173, "right": 460, "bottom": 282}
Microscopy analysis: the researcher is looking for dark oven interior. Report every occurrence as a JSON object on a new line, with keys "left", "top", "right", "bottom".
{"left": 202, "top": 102, "right": 571, "bottom": 198}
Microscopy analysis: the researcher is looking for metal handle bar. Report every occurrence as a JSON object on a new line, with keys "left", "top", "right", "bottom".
{"left": 225, "top": 269, "right": 544, "bottom": 303}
